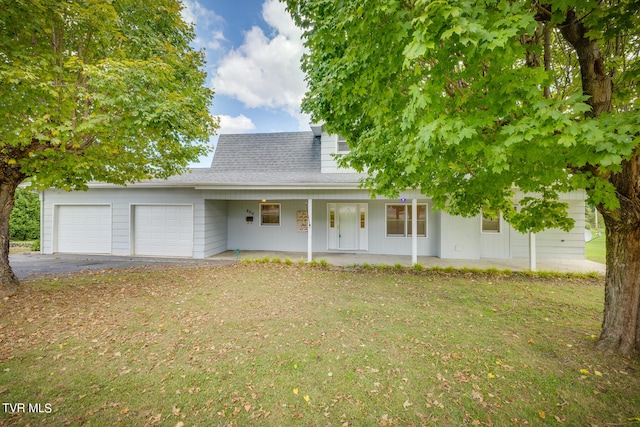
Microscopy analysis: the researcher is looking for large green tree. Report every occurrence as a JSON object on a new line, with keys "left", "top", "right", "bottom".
{"left": 285, "top": 0, "right": 639, "bottom": 354}
{"left": 0, "top": 0, "right": 217, "bottom": 296}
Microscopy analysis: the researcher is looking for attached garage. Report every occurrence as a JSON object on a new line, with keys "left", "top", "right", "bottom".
{"left": 132, "top": 205, "right": 193, "bottom": 257}
{"left": 55, "top": 204, "right": 112, "bottom": 254}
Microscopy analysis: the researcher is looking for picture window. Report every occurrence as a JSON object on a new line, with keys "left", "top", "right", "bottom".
{"left": 260, "top": 203, "right": 281, "bottom": 226}
{"left": 386, "top": 204, "right": 427, "bottom": 237}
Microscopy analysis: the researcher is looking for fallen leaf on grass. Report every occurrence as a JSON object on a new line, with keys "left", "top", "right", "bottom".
{"left": 539, "top": 411, "right": 546, "bottom": 419}
{"left": 293, "top": 388, "right": 299, "bottom": 395}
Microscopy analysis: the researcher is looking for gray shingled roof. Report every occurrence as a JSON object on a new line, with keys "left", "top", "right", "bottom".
{"left": 130, "top": 131, "right": 365, "bottom": 187}
{"left": 211, "top": 132, "right": 320, "bottom": 172}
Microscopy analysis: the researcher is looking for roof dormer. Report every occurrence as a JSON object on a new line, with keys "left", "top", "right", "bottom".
{"left": 310, "top": 124, "right": 357, "bottom": 174}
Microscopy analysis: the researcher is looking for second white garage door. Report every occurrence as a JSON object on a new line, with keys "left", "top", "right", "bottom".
{"left": 133, "top": 205, "right": 193, "bottom": 257}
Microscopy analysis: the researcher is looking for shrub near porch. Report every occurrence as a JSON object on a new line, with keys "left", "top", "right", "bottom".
{"left": 0, "top": 264, "right": 638, "bottom": 426}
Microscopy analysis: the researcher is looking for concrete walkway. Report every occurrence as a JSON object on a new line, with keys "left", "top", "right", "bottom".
{"left": 210, "top": 250, "right": 606, "bottom": 275}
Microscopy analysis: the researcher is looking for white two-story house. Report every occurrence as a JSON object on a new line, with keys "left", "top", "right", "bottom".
{"left": 39, "top": 125, "right": 586, "bottom": 262}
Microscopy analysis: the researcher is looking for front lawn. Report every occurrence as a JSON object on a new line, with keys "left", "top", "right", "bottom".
{"left": 586, "top": 235, "right": 607, "bottom": 264}
{"left": 1, "top": 264, "right": 638, "bottom": 426}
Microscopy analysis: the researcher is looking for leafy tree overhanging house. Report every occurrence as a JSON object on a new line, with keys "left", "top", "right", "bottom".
{"left": 0, "top": 0, "right": 218, "bottom": 295}
{"left": 284, "top": 0, "right": 639, "bottom": 355}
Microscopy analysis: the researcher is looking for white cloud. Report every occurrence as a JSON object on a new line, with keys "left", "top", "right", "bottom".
{"left": 211, "top": 0, "right": 308, "bottom": 128}
{"left": 217, "top": 114, "right": 256, "bottom": 134}
{"left": 180, "top": 0, "right": 226, "bottom": 52}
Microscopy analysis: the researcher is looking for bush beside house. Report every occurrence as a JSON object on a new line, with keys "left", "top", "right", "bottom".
{"left": 10, "top": 189, "right": 40, "bottom": 242}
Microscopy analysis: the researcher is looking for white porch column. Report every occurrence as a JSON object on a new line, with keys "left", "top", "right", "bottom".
{"left": 529, "top": 231, "right": 537, "bottom": 272}
{"left": 412, "top": 198, "right": 418, "bottom": 266}
{"left": 307, "top": 198, "right": 313, "bottom": 263}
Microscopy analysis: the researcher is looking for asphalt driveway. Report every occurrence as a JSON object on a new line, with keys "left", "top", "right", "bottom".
{"left": 9, "top": 253, "right": 232, "bottom": 280}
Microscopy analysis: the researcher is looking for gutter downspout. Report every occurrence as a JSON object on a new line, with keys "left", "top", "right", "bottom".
{"left": 39, "top": 191, "right": 44, "bottom": 254}
{"left": 307, "top": 198, "right": 313, "bottom": 263}
{"left": 412, "top": 198, "right": 418, "bottom": 266}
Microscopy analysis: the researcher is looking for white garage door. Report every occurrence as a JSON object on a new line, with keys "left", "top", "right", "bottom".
{"left": 56, "top": 205, "right": 112, "bottom": 254}
{"left": 133, "top": 205, "right": 193, "bottom": 257}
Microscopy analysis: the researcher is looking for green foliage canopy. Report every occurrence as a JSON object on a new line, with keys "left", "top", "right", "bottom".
{"left": 286, "top": 0, "right": 639, "bottom": 233}
{"left": 0, "top": 0, "right": 217, "bottom": 190}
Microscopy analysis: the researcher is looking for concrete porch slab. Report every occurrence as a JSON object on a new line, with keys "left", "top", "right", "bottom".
{"left": 209, "top": 250, "right": 606, "bottom": 275}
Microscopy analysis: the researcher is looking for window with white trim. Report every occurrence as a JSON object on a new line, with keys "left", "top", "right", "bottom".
{"left": 385, "top": 204, "right": 427, "bottom": 237}
{"left": 337, "top": 137, "right": 349, "bottom": 153}
{"left": 260, "top": 203, "right": 281, "bottom": 226}
{"left": 481, "top": 210, "right": 501, "bottom": 233}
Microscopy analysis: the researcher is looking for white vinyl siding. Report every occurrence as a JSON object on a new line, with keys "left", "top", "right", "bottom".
{"left": 204, "top": 200, "right": 228, "bottom": 257}
{"left": 133, "top": 205, "right": 194, "bottom": 257}
{"left": 55, "top": 205, "right": 111, "bottom": 254}
{"left": 510, "top": 198, "right": 586, "bottom": 259}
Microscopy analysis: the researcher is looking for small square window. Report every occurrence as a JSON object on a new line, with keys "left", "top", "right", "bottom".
{"left": 337, "top": 137, "right": 349, "bottom": 153}
{"left": 260, "top": 203, "right": 281, "bottom": 226}
{"left": 481, "top": 211, "right": 501, "bottom": 233}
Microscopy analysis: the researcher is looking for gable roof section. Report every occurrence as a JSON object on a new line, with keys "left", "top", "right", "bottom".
{"left": 109, "top": 131, "right": 365, "bottom": 189}
{"left": 210, "top": 132, "right": 320, "bottom": 173}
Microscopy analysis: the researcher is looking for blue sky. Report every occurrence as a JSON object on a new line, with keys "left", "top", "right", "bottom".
{"left": 180, "top": 0, "right": 309, "bottom": 165}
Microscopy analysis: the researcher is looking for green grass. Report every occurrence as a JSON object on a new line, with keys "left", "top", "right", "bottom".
{"left": 1, "top": 264, "right": 638, "bottom": 427}
{"left": 8, "top": 241, "right": 36, "bottom": 254}
{"left": 586, "top": 235, "right": 606, "bottom": 264}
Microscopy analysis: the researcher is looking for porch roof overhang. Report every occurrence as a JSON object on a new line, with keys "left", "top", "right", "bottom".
{"left": 83, "top": 169, "right": 369, "bottom": 191}
{"left": 192, "top": 182, "right": 364, "bottom": 191}
{"left": 83, "top": 181, "right": 366, "bottom": 191}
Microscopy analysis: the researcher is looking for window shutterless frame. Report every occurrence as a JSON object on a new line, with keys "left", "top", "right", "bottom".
{"left": 260, "top": 203, "right": 281, "bottom": 226}
{"left": 480, "top": 210, "right": 502, "bottom": 233}
{"left": 385, "top": 203, "right": 428, "bottom": 238}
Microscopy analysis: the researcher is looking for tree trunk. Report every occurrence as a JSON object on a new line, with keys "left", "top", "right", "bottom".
{"left": 0, "top": 167, "right": 25, "bottom": 298}
{"left": 599, "top": 221, "right": 640, "bottom": 355}
{"left": 558, "top": 9, "right": 640, "bottom": 355}
{"left": 558, "top": 9, "right": 613, "bottom": 117}
{"left": 598, "top": 156, "right": 640, "bottom": 355}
